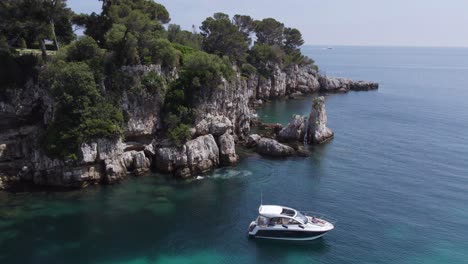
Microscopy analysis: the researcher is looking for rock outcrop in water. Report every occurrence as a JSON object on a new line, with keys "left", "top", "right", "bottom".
{"left": 277, "top": 115, "right": 307, "bottom": 142}
{"left": 307, "top": 96, "right": 334, "bottom": 144}
{"left": 154, "top": 134, "right": 220, "bottom": 178}
{"left": 256, "top": 138, "right": 295, "bottom": 157}
{"left": 0, "top": 62, "right": 376, "bottom": 189}
{"left": 319, "top": 76, "right": 378, "bottom": 93}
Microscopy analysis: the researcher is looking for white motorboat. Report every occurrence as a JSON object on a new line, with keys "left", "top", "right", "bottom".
{"left": 248, "top": 205, "right": 334, "bottom": 241}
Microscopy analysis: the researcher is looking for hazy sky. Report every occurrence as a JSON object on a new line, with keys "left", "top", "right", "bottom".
{"left": 68, "top": 0, "right": 468, "bottom": 47}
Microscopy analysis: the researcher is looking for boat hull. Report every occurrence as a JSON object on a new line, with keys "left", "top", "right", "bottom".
{"left": 250, "top": 229, "right": 329, "bottom": 241}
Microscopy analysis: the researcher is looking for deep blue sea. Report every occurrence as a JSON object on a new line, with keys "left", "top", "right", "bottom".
{"left": 1, "top": 46, "right": 468, "bottom": 264}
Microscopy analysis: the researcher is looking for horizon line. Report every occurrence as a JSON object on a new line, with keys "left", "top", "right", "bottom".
{"left": 304, "top": 44, "right": 468, "bottom": 49}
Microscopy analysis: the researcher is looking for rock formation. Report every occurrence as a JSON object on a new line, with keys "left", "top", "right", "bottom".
{"left": 277, "top": 115, "right": 307, "bottom": 142}
{"left": 307, "top": 96, "right": 334, "bottom": 144}
{"left": 154, "top": 134, "right": 220, "bottom": 178}
{"left": 0, "top": 62, "right": 377, "bottom": 189}
{"left": 218, "top": 132, "right": 239, "bottom": 166}
{"left": 256, "top": 138, "right": 295, "bottom": 157}
{"left": 319, "top": 76, "right": 378, "bottom": 93}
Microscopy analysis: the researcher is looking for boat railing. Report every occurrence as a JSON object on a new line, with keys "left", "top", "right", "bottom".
{"left": 301, "top": 211, "right": 337, "bottom": 224}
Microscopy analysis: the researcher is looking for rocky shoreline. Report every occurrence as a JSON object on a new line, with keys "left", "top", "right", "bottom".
{"left": 0, "top": 64, "right": 378, "bottom": 190}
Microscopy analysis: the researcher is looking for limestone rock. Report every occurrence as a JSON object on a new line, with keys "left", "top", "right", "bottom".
{"left": 319, "top": 76, "right": 378, "bottom": 93}
{"left": 256, "top": 138, "right": 294, "bottom": 157}
{"left": 80, "top": 143, "right": 98, "bottom": 164}
{"left": 195, "top": 114, "right": 233, "bottom": 136}
{"left": 246, "top": 134, "right": 261, "bottom": 148}
{"left": 307, "top": 96, "right": 334, "bottom": 144}
{"left": 186, "top": 134, "right": 220, "bottom": 174}
{"left": 278, "top": 115, "right": 307, "bottom": 142}
{"left": 133, "top": 151, "right": 150, "bottom": 172}
{"left": 218, "top": 132, "right": 239, "bottom": 166}
{"left": 155, "top": 146, "right": 188, "bottom": 174}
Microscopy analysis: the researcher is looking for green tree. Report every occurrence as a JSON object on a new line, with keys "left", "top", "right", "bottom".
{"left": 283, "top": 27, "right": 304, "bottom": 53}
{"left": 232, "top": 15, "right": 256, "bottom": 46}
{"left": 254, "top": 18, "right": 285, "bottom": 46}
{"left": 247, "top": 44, "right": 285, "bottom": 76}
{"left": 145, "top": 38, "right": 181, "bottom": 68}
{"left": 61, "top": 36, "right": 103, "bottom": 62}
{"left": 200, "top": 13, "right": 249, "bottom": 62}
{"left": 167, "top": 24, "right": 202, "bottom": 49}
{"left": 0, "top": 0, "right": 75, "bottom": 59}
{"left": 42, "top": 62, "right": 123, "bottom": 159}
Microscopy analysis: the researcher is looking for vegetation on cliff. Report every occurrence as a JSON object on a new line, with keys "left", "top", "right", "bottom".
{"left": 0, "top": 0, "right": 315, "bottom": 159}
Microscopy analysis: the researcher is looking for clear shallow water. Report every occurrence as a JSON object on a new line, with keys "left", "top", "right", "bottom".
{"left": 2, "top": 46, "right": 468, "bottom": 264}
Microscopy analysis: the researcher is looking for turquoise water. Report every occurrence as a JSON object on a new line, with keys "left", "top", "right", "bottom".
{"left": 1, "top": 46, "right": 468, "bottom": 263}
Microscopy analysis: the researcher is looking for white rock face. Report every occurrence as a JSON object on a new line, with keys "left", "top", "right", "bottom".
{"left": 155, "top": 134, "right": 220, "bottom": 178}
{"left": 307, "top": 96, "right": 334, "bottom": 144}
{"left": 186, "top": 134, "right": 220, "bottom": 174}
{"left": 195, "top": 114, "right": 233, "bottom": 137}
{"left": 256, "top": 138, "right": 294, "bottom": 157}
{"left": 218, "top": 132, "right": 239, "bottom": 165}
{"left": 80, "top": 143, "right": 98, "bottom": 163}
{"left": 278, "top": 115, "right": 307, "bottom": 142}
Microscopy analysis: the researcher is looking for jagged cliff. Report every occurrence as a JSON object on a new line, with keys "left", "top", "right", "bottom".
{"left": 0, "top": 63, "right": 378, "bottom": 189}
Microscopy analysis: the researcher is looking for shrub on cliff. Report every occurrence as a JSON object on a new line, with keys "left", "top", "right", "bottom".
{"left": 247, "top": 44, "right": 285, "bottom": 77}
{"left": 167, "top": 24, "right": 202, "bottom": 50}
{"left": 42, "top": 62, "right": 123, "bottom": 159}
{"left": 143, "top": 38, "right": 181, "bottom": 68}
{"left": 241, "top": 63, "right": 257, "bottom": 78}
{"left": 61, "top": 36, "right": 104, "bottom": 62}
{"left": 180, "top": 51, "right": 233, "bottom": 88}
{"left": 168, "top": 124, "right": 192, "bottom": 147}
{"left": 141, "top": 72, "right": 167, "bottom": 95}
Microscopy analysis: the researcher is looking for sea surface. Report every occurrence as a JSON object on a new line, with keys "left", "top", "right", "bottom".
{"left": 1, "top": 46, "right": 468, "bottom": 264}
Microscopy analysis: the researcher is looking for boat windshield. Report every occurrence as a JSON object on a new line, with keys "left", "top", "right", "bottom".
{"left": 295, "top": 212, "right": 308, "bottom": 224}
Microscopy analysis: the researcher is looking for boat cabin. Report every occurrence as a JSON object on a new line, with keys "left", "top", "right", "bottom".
{"left": 257, "top": 205, "right": 309, "bottom": 227}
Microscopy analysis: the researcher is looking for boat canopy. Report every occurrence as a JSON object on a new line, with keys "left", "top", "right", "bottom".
{"left": 259, "top": 205, "right": 298, "bottom": 218}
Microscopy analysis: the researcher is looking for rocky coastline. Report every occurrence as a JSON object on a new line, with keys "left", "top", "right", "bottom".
{"left": 0, "top": 64, "right": 378, "bottom": 190}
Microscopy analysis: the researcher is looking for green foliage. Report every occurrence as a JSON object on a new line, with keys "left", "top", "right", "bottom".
{"left": 247, "top": 44, "right": 285, "bottom": 77}
{"left": 233, "top": 15, "right": 256, "bottom": 46}
{"left": 254, "top": 18, "right": 284, "bottom": 46}
{"left": 61, "top": 36, "right": 104, "bottom": 62}
{"left": 168, "top": 124, "right": 191, "bottom": 147}
{"left": 283, "top": 27, "right": 305, "bottom": 54}
{"left": 145, "top": 38, "right": 181, "bottom": 68}
{"left": 241, "top": 63, "right": 257, "bottom": 78}
{"left": 0, "top": 0, "right": 75, "bottom": 57}
{"left": 200, "top": 13, "right": 249, "bottom": 62}
{"left": 72, "top": 13, "right": 112, "bottom": 47}
{"left": 17, "top": 38, "right": 27, "bottom": 49}
{"left": 179, "top": 51, "right": 234, "bottom": 96}
{"left": 141, "top": 72, "right": 166, "bottom": 94}
{"left": 284, "top": 50, "right": 312, "bottom": 67}
{"left": 0, "top": 50, "right": 38, "bottom": 91}
{"left": 162, "top": 51, "right": 233, "bottom": 145}
{"left": 42, "top": 62, "right": 123, "bottom": 159}
{"left": 167, "top": 24, "right": 202, "bottom": 50}
{"left": 98, "top": 0, "right": 171, "bottom": 66}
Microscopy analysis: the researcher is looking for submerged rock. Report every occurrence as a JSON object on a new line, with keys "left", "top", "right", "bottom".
{"left": 256, "top": 138, "right": 294, "bottom": 157}
{"left": 307, "top": 96, "right": 334, "bottom": 144}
